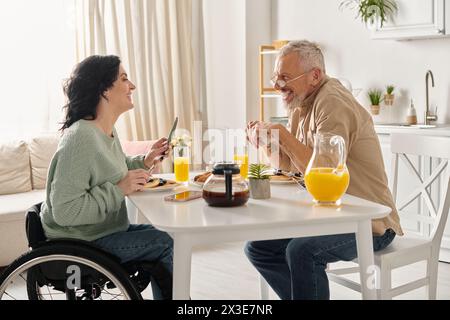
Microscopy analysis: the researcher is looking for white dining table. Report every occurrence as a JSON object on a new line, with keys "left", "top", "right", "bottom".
{"left": 128, "top": 173, "right": 391, "bottom": 300}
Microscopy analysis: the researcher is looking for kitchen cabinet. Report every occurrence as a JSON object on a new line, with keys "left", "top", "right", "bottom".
{"left": 372, "top": 0, "right": 450, "bottom": 40}
{"left": 377, "top": 128, "right": 450, "bottom": 262}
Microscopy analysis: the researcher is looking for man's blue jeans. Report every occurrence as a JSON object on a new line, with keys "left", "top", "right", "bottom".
{"left": 93, "top": 224, "right": 173, "bottom": 300}
{"left": 244, "top": 229, "right": 396, "bottom": 300}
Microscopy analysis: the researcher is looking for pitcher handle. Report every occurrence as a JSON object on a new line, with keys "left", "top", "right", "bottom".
{"left": 330, "top": 135, "right": 346, "bottom": 170}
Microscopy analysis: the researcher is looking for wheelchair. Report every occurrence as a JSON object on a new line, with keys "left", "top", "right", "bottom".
{"left": 0, "top": 203, "right": 166, "bottom": 300}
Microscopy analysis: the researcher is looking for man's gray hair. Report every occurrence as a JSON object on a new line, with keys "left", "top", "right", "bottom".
{"left": 279, "top": 40, "right": 326, "bottom": 73}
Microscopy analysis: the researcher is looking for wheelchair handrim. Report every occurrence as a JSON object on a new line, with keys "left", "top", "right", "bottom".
{"left": 0, "top": 254, "right": 132, "bottom": 300}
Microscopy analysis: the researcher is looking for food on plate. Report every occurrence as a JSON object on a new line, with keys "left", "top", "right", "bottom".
{"left": 269, "top": 174, "right": 292, "bottom": 182}
{"left": 144, "top": 177, "right": 177, "bottom": 189}
{"left": 269, "top": 169, "right": 304, "bottom": 183}
{"left": 194, "top": 172, "right": 212, "bottom": 183}
{"left": 145, "top": 178, "right": 160, "bottom": 188}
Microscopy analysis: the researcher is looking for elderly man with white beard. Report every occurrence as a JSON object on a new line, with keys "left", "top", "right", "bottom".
{"left": 244, "top": 40, "right": 403, "bottom": 300}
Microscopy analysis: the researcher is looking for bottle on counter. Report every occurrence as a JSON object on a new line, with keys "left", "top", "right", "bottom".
{"left": 406, "top": 99, "right": 417, "bottom": 125}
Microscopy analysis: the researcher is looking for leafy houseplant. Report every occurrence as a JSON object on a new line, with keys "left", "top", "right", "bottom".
{"left": 386, "top": 85, "right": 395, "bottom": 95}
{"left": 384, "top": 85, "right": 395, "bottom": 106}
{"left": 340, "top": 0, "right": 398, "bottom": 29}
{"left": 248, "top": 164, "right": 271, "bottom": 199}
{"left": 248, "top": 164, "right": 271, "bottom": 180}
{"left": 368, "top": 89, "right": 383, "bottom": 115}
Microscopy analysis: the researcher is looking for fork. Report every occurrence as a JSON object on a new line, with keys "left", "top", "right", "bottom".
{"left": 147, "top": 153, "right": 168, "bottom": 175}
{"left": 285, "top": 172, "right": 306, "bottom": 190}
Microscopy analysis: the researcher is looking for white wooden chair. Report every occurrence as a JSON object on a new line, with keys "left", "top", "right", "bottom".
{"left": 326, "top": 133, "right": 450, "bottom": 299}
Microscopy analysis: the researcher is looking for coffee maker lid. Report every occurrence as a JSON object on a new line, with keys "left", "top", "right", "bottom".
{"left": 212, "top": 162, "right": 240, "bottom": 175}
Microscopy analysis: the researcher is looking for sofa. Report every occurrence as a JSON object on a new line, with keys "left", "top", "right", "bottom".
{"left": 0, "top": 135, "right": 155, "bottom": 267}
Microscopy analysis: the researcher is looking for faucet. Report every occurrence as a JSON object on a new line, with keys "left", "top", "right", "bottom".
{"left": 425, "top": 70, "right": 438, "bottom": 125}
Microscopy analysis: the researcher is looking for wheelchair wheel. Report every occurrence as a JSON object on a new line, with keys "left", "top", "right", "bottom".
{"left": 0, "top": 242, "right": 142, "bottom": 300}
{"left": 25, "top": 267, "right": 79, "bottom": 300}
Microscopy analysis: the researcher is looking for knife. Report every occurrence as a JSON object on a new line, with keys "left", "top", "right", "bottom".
{"left": 167, "top": 117, "right": 179, "bottom": 144}
{"left": 147, "top": 117, "right": 179, "bottom": 179}
{"left": 155, "top": 117, "right": 178, "bottom": 162}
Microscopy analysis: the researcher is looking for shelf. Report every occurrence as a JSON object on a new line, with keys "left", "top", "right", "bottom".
{"left": 261, "top": 94, "right": 281, "bottom": 99}
{"left": 259, "top": 45, "right": 280, "bottom": 121}
{"left": 260, "top": 50, "right": 280, "bottom": 55}
{"left": 259, "top": 41, "right": 290, "bottom": 121}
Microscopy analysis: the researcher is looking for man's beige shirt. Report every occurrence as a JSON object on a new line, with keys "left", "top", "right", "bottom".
{"left": 279, "top": 76, "right": 403, "bottom": 236}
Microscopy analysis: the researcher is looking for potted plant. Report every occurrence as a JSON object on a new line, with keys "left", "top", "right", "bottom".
{"left": 339, "top": 0, "right": 398, "bottom": 29}
{"left": 248, "top": 164, "right": 272, "bottom": 200}
{"left": 384, "top": 85, "right": 395, "bottom": 106}
{"left": 368, "top": 89, "right": 383, "bottom": 115}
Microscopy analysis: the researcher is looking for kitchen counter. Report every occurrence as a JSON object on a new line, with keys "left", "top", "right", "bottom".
{"left": 374, "top": 124, "right": 450, "bottom": 136}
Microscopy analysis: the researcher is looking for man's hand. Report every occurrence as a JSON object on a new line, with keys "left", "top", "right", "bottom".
{"left": 246, "top": 121, "right": 283, "bottom": 148}
{"left": 144, "top": 138, "right": 169, "bottom": 170}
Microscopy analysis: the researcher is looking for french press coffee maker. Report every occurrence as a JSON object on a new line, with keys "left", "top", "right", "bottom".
{"left": 202, "top": 163, "right": 249, "bottom": 207}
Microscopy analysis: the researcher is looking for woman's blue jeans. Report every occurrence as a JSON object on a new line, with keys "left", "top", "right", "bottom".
{"left": 93, "top": 224, "right": 173, "bottom": 300}
{"left": 244, "top": 229, "right": 396, "bottom": 300}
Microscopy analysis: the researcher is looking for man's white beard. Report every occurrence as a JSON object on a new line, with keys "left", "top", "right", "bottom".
{"left": 284, "top": 94, "right": 303, "bottom": 112}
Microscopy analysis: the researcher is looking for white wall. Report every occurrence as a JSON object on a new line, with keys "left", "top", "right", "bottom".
{"left": 245, "top": 0, "right": 273, "bottom": 123}
{"left": 273, "top": 0, "right": 450, "bottom": 124}
{"left": 203, "top": 0, "right": 247, "bottom": 130}
{"left": 203, "top": 0, "right": 272, "bottom": 130}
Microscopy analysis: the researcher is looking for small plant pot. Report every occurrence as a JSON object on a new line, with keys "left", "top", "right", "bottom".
{"left": 370, "top": 105, "right": 381, "bottom": 115}
{"left": 384, "top": 94, "right": 395, "bottom": 106}
{"left": 249, "top": 178, "right": 271, "bottom": 200}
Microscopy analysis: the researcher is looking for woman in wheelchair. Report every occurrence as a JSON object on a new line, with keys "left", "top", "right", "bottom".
{"left": 0, "top": 55, "right": 173, "bottom": 300}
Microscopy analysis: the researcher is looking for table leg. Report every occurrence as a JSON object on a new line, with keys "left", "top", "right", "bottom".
{"left": 173, "top": 234, "right": 193, "bottom": 300}
{"left": 260, "top": 275, "right": 269, "bottom": 300}
{"left": 356, "top": 220, "right": 377, "bottom": 300}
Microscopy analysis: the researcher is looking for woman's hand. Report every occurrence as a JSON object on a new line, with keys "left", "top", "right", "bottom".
{"left": 151, "top": 137, "right": 169, "bottom": 150}
{"left": 117, "top": 169, "right": 151, "bottom": 196}
{"left": 144, "top": 138, "right": 170, "bottom": 169}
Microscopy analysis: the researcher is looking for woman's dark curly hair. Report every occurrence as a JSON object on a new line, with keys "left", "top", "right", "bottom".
{"left": 60, "top": 55, "right": 121, "bottom": 131}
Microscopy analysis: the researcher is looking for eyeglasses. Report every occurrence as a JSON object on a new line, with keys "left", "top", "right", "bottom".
{"left": 270, "top": 71, "right": 309, "bottom": 89}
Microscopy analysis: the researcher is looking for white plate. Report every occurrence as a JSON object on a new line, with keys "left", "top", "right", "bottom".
{"left": 143, "top": 183, "right": 183, "bottom": 192}
{"left": 189, "top": 180, "right": 204, "bottom": 188}
{"left": 269, "top": 178, "right": 297, "bottom": 185}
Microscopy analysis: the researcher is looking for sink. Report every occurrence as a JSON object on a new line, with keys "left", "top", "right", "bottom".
{"left": 409, "top": 124, "right": 437, "bottom": 129}
{"left": 375, "top": 124, "right": 450, "bottom": 137}
{"left": 375, "top": 123, "right": 437, "bottom": 129}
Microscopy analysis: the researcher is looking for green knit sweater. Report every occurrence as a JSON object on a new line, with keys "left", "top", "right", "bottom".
{"left": 41, "top": 120, "right": 147, "bottom": 241}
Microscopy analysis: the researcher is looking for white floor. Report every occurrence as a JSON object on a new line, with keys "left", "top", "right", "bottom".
{"left": 188, "top": 242, "right": 450, "bottom": 300}
{"left": 3, "top": 241, "right": 450, "bottom": 300}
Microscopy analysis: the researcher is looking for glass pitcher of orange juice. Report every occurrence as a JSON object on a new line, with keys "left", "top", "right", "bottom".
{"left": 305, "top": 133, "right": 350, "bottom": 205}
{"left": 174, "top": 146, "right": 190, "bottom": 183}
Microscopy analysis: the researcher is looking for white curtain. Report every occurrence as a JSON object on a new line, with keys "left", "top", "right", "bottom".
{"left": 74, "top": 0, "right": 205, "bottom": 143}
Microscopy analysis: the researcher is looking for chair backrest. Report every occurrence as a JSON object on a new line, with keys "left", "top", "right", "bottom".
{"left": 390, "top": 134, "right": 450, "bottom": 245}
{"left": 25, "top": 202, "right": 47, "bottom": 248}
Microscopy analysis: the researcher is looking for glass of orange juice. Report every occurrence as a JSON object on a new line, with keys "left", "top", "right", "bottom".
{"left": 174, "top": 146, "right": 190, "bottom": 184}
{"left": 305, "top": 133, "right": 350, "bottom": 205}
{"left": 234, "top": 145, "right": 249, "bottom": 179}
